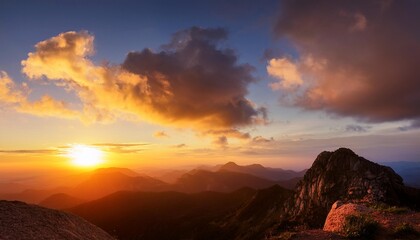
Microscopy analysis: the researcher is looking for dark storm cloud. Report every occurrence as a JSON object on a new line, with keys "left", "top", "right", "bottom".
{"left": 270, "top": 0, "right": 420, "bottom": 124}
{"left": 123, "top": 26, "right": 267, "bottom": 129}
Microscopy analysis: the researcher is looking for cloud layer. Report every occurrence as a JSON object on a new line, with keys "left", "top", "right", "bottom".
{"left": 16, "top": 28, "right": 266, "bottom": 133}
{"left": 269, "top": 0, "right": 420, "bottom": 124}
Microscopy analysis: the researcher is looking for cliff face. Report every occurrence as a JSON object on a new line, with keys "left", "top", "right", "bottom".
{"left": 284, "top": 148, "right": 420, "bottom": 228}
{"left": 0, "top": 200, "right": 114, "bottom": 240}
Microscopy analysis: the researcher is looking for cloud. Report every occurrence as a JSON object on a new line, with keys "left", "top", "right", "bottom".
{"left": 212, "top": 135, "right": 228, "bottom": 147}
{"left": 154, "top": 131, "right": 169, "bottom": 138}
{"left": 399, "top": 119, "right": 420, "bottom": 131}
{"left": 91, "top": 143, "right": 149, "bottom": 154}
{"left": 252, "top": 136, "right": 274, "bottom": 143}
{"left": 91, "top": 143, "right": 149, "bottom": 147}
{"left": 269, "top": 0, "right": 420, "bottom": 123}
{"left": 122, "top": 27, "right": 267, "bottom": 128}
{"left": 0, "top": 149, "right": 58, "bottom": 155}
{"left": 0, "top": 71, "right": 79, "bottom": 119}
{"left": 267, "top": 57, "right": 303, "bottom": 89}
{"left": 18, "top": 95, "right": 79, "bottom": 119}
{"left": 0, "top": 71, "right": 26, "bottom": 104}
{"left": 173, "top": 144, "right": 187, "bottom": 148}
{"left": 20, "top": 28, "right": 266, "bottom": 132}
{"left": 345, "top": 124, "right": 369, "bottom": 133}
{"left": 203, "top": 128, "right": 250, "bottom": 139}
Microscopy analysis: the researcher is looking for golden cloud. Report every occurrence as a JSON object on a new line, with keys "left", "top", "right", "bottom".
{"left": 19, "top": 28, "right": 266, "bottom": 134}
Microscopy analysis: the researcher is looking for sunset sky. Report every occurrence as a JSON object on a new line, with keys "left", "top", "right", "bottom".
{"left": 1, "top": 0, "right": 419, "bottom": 176}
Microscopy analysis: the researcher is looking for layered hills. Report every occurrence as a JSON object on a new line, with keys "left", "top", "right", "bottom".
{"left": 1, "top": 148, "right": 419, "bottom": 239}
{"left": 0, "top": 163, "right": 303, "bottom": 205}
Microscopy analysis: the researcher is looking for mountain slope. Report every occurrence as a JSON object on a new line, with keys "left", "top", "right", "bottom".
{"left": 0, "top": 200, "right": 114, "bottom": 240}
{"left": 69, "top": 189, "right": 256, "bottom": 240}
{"left": 221, "top": 185, "right": 293, "bottom": 240}
{"left": 39, "top": 193, "right": 85, "bottom": 210}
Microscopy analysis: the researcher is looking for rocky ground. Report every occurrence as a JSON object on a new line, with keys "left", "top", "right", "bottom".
{"left": 0, "top": 200, "right": 115, "bottom": 240}
{"left": 272, "top": 202, "right": 420, "bottom": 239}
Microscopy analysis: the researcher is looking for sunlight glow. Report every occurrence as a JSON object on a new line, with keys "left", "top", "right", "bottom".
{"left": 67, "top": 145, "right": 104, "bottom": 167}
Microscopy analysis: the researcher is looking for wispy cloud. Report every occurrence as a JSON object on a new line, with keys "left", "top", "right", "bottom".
{"left": 153, "top": 131, "right": 169, "bottom": 138}
{"left": 0, "top": 149, "right": 59, "bottom": 155}
{"left": 345, "top": 124, "right": 370, "bottom": 133}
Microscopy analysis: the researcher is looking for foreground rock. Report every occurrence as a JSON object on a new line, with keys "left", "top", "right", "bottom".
{"left": 323, "top": 201, "right": 372, "bottom": 233}
{"left": 0, "top": 200, "right": 114, "bottom": 240}
{"left": 323, "top": 200, "right": 420, "bottom": 239}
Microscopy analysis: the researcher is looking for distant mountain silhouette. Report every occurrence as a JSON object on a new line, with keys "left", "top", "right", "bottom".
{"left": 0, "top": 187, "right": 71, "bottom": 204}
{"left": 0, "top": 200, "right": 114, "bottom": 240}
{"left": 69, "top": 189, "right": 257, "bottom": 240}
{"left": 154, "top": 169, "right": 187, "bottom": 183}
{"left": 281, "top": 148, "right": 420, "bottom": 228}
{"left": 218, "top": 162, "right": 306, "bottom": 181}
{"left": 92, "top": 167, "right": 141, "bottom": 177}
{"left": 382, "top": 161, "right": 420, "bottom": 188}
{"left": 68, "top": 170, "right": 169, "bottom": 200}
{"left": 172, "top": 169, "right": 278, "bottom": 192}
{"left": 0, "top": 182, "right": 29, "bottom": 194}
{"left": 39, "top": 193, "right": 85, "bottom": 210}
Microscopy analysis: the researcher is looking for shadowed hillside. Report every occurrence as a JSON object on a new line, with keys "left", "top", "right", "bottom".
{"left": 69, "top": 189, "right": 257, "bottom": 240}
{"left": 173, "top": 170, "right": 279, "bottom": 193}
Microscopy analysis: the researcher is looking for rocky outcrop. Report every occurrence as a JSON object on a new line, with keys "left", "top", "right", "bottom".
{"left": 323, "top": 201, "right": 371, "bottom": 233}
{"left": 283, "top": 148, "right": 420, "bottom": 228}
{"left": 0, "top": 200, "right": 114, "bottom": 240}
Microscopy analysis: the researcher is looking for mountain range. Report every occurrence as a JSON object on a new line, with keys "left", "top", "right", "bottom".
{"left": 0, "top": 162, "right": 305, "bottom": 205}
{"left": 1, "top": 148, "right": 419, "bottom": 239}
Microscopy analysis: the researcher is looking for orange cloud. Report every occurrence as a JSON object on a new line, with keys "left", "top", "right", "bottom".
{"left": 20, "top": 28, "right": 267, "bottom": 134}
{"left": 0, "top": 71, "right": 78, "bottom": 119}
{"left": 18, "top": 95, "right": 79, "bottom": 119}
{"left": 267, "top": 58, "right": 303, "bottom": 90}
{"left": 0, "top": 71, "right": 26, "bottom": 104}
{"left": 154, "top": 131, "right": 169, "bottom": 138}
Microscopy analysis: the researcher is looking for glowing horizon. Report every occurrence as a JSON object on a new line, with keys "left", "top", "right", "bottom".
{"left": 1, "top": 0, "right": 420, "bottom": 180}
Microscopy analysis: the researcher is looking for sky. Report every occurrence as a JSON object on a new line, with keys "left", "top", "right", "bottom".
{"left": 1, "top": 0, "right": 419, "bottom": 175}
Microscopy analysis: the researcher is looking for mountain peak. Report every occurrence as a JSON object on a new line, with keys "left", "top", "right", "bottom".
{"left": 223, "top": 161, "right": 239, "bottom": 167}
{"left": 284, "top": 148, "right": 418, "bottom": 228}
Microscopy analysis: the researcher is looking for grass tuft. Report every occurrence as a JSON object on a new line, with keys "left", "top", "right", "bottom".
{"left": 392, "top": 223, "right": 420, "bottom": 239}
{"left": 342, "top": 214, "right": 379, "bottom": 239}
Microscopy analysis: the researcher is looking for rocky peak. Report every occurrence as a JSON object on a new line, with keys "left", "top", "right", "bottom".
{"left": 284, "top": 148, "right": 418, "bottom": 228}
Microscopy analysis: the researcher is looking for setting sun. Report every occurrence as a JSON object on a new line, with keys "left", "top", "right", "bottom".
{"left": 67, "top": 145, "right": 104, "bottom": 167}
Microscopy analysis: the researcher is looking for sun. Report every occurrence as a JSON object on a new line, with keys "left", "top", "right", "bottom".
{"left": 67, "top": 145, "right": 104, "bottom": 167}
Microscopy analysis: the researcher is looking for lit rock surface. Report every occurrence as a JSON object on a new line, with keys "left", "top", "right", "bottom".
{"left": 0, "top": 200, "right": 115, "bottom": 240}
